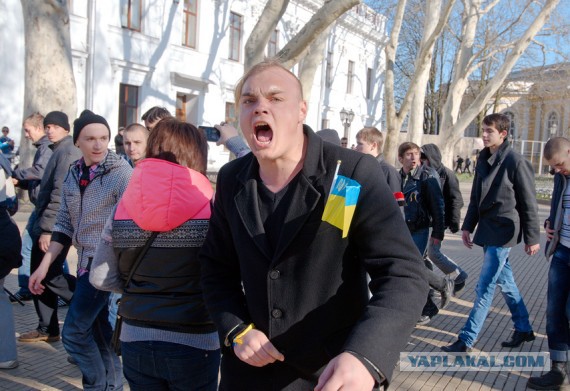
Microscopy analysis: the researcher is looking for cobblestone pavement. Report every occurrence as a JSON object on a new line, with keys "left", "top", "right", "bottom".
{"left": 0, "top": 182, "right": 560, "bottom": 390}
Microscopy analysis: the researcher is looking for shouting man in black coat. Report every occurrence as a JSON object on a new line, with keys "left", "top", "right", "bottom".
{"left": 200, "top": 60, "right": 429, "bottom": 390}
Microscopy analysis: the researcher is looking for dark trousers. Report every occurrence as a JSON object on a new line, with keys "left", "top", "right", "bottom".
{"left": 30, "top": 239, "right": 75, "bottom": 335}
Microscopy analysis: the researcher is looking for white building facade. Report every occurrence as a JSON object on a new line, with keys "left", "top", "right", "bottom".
{"left": 1, "top": 0, "right": 386, "bottom": 170}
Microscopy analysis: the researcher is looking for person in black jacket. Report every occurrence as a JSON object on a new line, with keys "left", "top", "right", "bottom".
{"left": 0, "top": 154, "right": 22, "bottom": 369}
{"left": 442, "top": 113, "right": 540, "bottom": 353}
{"left": 200, "top": 60, "right": 429, "bottom": 390}
{"left": 399, "top": 142, "right": 454, "bottom": 325}
{"left": 10, "top": 113, "right": 53, "bottom": 301}
{"left": 421, "top": 143, "right": 468, "bottom": 291}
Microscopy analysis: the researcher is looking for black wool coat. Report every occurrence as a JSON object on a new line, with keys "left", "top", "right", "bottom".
{"left": 200, "top": 127, "right": 429, "bottom": 390}
{"left": 462, "top": 141, "right": 540, "bottom": 247}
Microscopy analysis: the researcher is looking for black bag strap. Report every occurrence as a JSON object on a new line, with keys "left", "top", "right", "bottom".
{"left": 124, "top": 231, "right": 159, "bottom": 289}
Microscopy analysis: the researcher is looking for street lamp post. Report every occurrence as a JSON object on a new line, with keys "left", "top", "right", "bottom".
{"left": 340, "top": 108, "right": 355, "bottom": 141}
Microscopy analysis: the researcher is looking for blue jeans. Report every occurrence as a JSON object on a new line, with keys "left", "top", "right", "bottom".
{"left": 459, "top": 246, "right": 532, "bottom": 347}
{"left": 122, "top": 340, "right": 220, "bottom": 391}
{"left": 546, "top": 245, "right": 570, "bottom": 362}
{"left": 411, "top": 228, "right": 430, "bottom": 256}
{"left": 62, "top": 273, "right": 123, "bottom": 390}
{"left": 18, "top": 228, "right": 32, "bottom": 294}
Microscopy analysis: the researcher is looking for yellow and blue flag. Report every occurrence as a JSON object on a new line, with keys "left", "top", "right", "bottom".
{"left": 322, "top": 174, "right": 361, "bottom": 238}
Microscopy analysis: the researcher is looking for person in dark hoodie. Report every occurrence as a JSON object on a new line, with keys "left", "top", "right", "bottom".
{"left": 19, "top": 111, "right": 81, "bottom": 344}
{"left": 421, "top": 143, "right": 468, "bottom": 291}
{"left": 90, "top": 118, "right": 220, "bottom": 390}
{"left": 29, "top": 110, "right": 132, "bottom": 390}
{"left": 11, "top": 113, "right": 53, "bottom": 301}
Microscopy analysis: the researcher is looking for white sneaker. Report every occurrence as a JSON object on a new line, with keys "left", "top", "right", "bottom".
{"left": 0, "top": 360, "right": 18, "bottom": 369}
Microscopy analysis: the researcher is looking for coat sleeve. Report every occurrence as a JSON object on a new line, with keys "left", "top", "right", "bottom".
{"left": 38, "top": 152, "right": 77, "bottom": 234}
{"left": 200, "top": 163, "right": 251, "bottom": 345}
{"left": 90, "top": 211, "right": 124, "bottom": 293}
{"left": 13, "top": 145, "right": 53, "bottom": 183}
{"left": 340, "top": 155, "right": 429, "bottom": 385}
{"left": 461, "top": 171, "right": 480, "bottom": 232}
{"left": 514, "top": 157, "right": 540, "bottom": 245}
{"left": 424, "top": 175, "right": 446, "bottom": 240}
{"left": 444, "top": 168, "right": 463, "bottom": 232}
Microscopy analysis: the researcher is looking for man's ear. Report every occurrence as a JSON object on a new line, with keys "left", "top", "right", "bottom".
{"left": 500, "top": 130, "right": 509, "bottom": 140}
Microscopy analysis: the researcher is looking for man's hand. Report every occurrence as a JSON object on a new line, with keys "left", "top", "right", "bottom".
{"left": 430, "top": 238, "right": 441, "bottom": 246}
{"left": 233, "top": 328, "right": 284, "bottom": 367}
{"left": 315, "top": 352, "right": 375, "bottom": 391}
{"left": 545, "top": 220, "right": 554, "bottom": 241}
{"left": 29, "top": 262, "right": 49, "bottom": 295}
{"left": 215, "top": 123, "right": 239, "bottom": 146}
{"left": 39, "top": 233, "right": 51, "bottom": 253}
{"left": 461, "top": 230, "right": 473, "bottom": 249}
{"left": 525, "top": 243, "right": 540, "bottom": 256}
{"left": 11, "top": 177, "right": 18, "bottom": 186}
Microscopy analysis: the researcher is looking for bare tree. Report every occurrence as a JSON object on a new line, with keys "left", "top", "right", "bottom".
{"left": 20, "top": 0, "right": 76, "bottom": 171}
{"left": 438, "top": 0, "right": 561, "bottom": 165}
{"left": 244, "top": 0, "right": 361, "bottom": 84}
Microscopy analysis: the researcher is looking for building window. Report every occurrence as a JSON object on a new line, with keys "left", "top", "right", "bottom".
{"left": 366, "top": 67, "right": 373, "bottom": 100}
{"left": 176, "top": 93, "right": 188, "bottom": 120}
{"left": 182, "top": 0, "right": 198, "bottom": 48}
{"left": 347, "top": 60, "right": 354, "bottom": 94}
{"left": 267, "top": 30, "right": 279, "bottom": 58}
{"left": 118, "top": 84, "right": 139, "bottom": 128}
{"left": 547, "top": 112, "right": 559, "bottom": 138}
{"left": 325, "top": 51, "right": 333, "bottom": 88}
{"left": 121, "top": 0, "right": 141, "bottom": 31}
{"left": 229, "top": 12, "right": 242, "bottom": 62}
{"left": 225, "top": 102, "right": 238, "bottom": 128}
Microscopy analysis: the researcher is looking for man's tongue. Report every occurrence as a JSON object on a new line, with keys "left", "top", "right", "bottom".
{"left": 257, "top": 128, "right": 273, "bottom": 143}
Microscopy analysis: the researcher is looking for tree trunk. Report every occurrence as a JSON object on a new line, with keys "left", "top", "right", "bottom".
{"left": 20, "top": 0, "right": 76, "bottom": 172}
{"left": 298, "top": 25, "right": 333, "bottom": 105}
{"left": 244, "top": 0, "right": 290, "bottom": 71}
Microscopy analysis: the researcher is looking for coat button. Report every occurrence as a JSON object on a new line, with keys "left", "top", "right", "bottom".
{"left": 269, "top": 270, "right": 280, "bottom": 279}
{"left": 271, "top": 309, "right": 282, "bottom": 318}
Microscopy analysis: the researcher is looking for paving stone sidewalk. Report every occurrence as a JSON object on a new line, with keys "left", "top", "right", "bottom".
{"left": 0, "top": 182, "right": 557, "bottom": 390}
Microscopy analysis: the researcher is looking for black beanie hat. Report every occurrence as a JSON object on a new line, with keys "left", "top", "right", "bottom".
{"left": 43, "top": 111, "right": 70, "bottom": 131}
{"left": 73, "top": 110, "right": 111, "bottom": 144}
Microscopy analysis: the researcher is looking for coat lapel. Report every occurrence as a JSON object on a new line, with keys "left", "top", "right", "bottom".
{"left": 234, "top": 158, "right": 273, "bottom": 261}
{"left": 273, "top": 173, "right": 321, "bottom": 262}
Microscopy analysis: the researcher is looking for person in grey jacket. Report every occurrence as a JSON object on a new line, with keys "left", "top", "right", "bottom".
{"left": 10, "top": 113, "right": 53, "bottom": 301}
{"left": 19, "top": 111, "right": 81, "bottom": 344}
{"left": 30, "top": 110, "right": 132, "bottom": 390}
{"left": 527, "top": 136, "right": 570, "bottom": 390}
{"left": 442, "top": 113, "right": 540, "bottom": 353}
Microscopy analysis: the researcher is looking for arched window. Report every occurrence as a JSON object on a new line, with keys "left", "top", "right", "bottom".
{"left": 547, "top": 112, "right": 559, "bottom": 138}
{"left": 504, "top": 111, "right": 516, "bottom": 140}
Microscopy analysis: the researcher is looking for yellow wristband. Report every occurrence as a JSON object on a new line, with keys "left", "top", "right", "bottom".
{"left": 233, "top": 323, "right": 255, "bottom": 345}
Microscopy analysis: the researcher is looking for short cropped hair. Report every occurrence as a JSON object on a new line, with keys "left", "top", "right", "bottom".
{"left": 356, "top": 127, "right": 384, "bottom": 153}
{"left": 544, "top": 137, "right": 570, "bottom": 161}
{"left": 124, "top": 123, "right": 148, "bottom": 135}
{"left": 23, "top": 112, "right": 44, "bottom": 128}
{"left": 398, "top": 141, "right": 420, "bottom": 158}
{"left": 234, "top": 59, "right": 303, "bottom": 107}
{"left": 141, "top": 106, "right": 172, "bottom": 123}
{"left": 146, "top": 118, "right": 207, "bottom": 175}
{"left": 483, "top": 113, "right": 510, "bottom": 134}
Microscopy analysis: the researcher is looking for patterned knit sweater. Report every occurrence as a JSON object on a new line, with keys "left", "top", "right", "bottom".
{"left": 52, "top": 151, "right": 132, "bottom": 272}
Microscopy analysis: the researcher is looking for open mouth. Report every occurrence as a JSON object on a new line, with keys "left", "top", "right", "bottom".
{"left": 254, "top": 122, "right": 273, "bottom": 145}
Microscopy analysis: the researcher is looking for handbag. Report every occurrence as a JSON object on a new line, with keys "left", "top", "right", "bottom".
{"left": 111, "top": 231, "right": 158, "bottom": 356}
